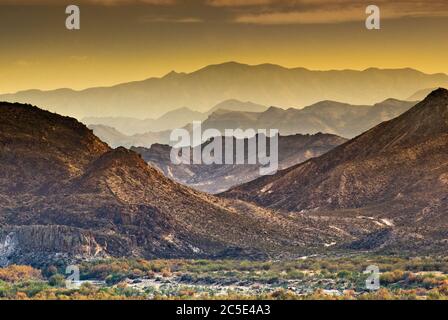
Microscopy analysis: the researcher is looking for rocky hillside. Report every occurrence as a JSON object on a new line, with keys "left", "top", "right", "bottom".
{"left": 132, "top": 133, "right": 347, "bottom": 193}
{"left": 223, "top": 89, "right": 448, "bottom": 253}
{"left": 0, "top": 102, "right": 378, "bottom": 265}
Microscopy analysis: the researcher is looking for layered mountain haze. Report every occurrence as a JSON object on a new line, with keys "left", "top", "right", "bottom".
{"left": 82, "top": 99, "right": 267, "bottom": 136}
{"left": 83, "top": 107, "right": 206, "bottom": 136}
{"left": 206, "top": 99, "right": 268, "bottom": 115}
{"left": 0, "top": 101, "right": 374, "bottom": 265}
{"left": 87, "top": 124, "right": 171, "bottom": 149}
{"left": 191, "top": 99, "right": 417, "bottom": 139}
{"left": 407, "top": 88, "right": 438, "bottom": 101}
{"left": 132, "top": 133, "right": 347, "bottom": 193}
{"left": 224, "top": 89, "right": 448, "bottom": 253}
{"left": 3, "top": 0, "right": 448, "bottom": 299}
{"left": 88, "top": 98, "right": 417, "bottom": 149}
{"left": 1, "top": 62, "right": 446, "bottom": 119}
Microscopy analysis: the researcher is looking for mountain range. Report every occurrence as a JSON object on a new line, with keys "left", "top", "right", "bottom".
{"left": 83, "top": 107, "right": 205, "bottom": 136}
{"left": 89, "top": 98, "right": 417, "bottom": 149}
{"left": 86, "top": 124, "right": 170, "bottom": 149}
{"left": 199, "top": 99, "right": 417, "bottom": 139}
{"left": 223, "top": 88, "right": 448, "bottom": 253}
{"left": 0, "top": 101, "right": 371, "bottom": 265}
{"left": 132, "top": 133, "right": 347, "bottom": 193}
{"left": 1, "top": 88, "right": 447, "bottom": 265}
{"left": 0, "top": 62, "right": 446, "bottom": 119}
{"left": 82, "top": 99, "right": 268, "bottom": 136}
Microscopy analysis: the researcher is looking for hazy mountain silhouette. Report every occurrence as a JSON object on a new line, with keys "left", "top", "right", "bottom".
{"left": 88, "top": 98, "right": 416, "bottom": 149}
{"left": 82, "top": 99, "right": 267, "bottom": 136}
{"left": 87, "top": 124, "right": 172, "bottom": 148}
{"left": 132, "top": 133, "right": 347, "bottom": 193}
{"left": 1, "top": 62, "right": 446, "bottom": 119}
{"left": 407, "top": 88, "right": 438, "bottom": 101}
{"left": 206, "top": 99, "right": 268, "bottom": 115}
{"left": 199, "top": 99, "right": 417, "bottom": 139}
{"left": 83, "top": 107, "right": 205, "bottom": 135}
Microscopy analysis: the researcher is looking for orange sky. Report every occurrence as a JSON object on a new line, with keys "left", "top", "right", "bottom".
{"left": 1, "top": 0, "right": 448, "bottom": 93}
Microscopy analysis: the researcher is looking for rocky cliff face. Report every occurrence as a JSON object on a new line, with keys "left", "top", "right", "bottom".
{"left": 0, "top": 226, "right": 111, "bottom": 266}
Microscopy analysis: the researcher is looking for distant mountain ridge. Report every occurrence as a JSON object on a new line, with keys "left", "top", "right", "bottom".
{"left": 206, "top": 99, "right": 268, "bottom": 115}
{"left": 132, "top": 133, "right": 347, "bottom": 193}
{"left": 83, "top": 99, "right": 267, "bottom": 136}
{"left": 83, "top": 107, "right": 205, "bottom": 135}
{"left": 86, "top": 124, "right": 171, "bottom": 148}
{"left": 1, "top": 62, "right": 446, "bottom": 119}
{"left": 407, "top": 88, "right": 438, "bottom": 101}
{"left": 88, "top": 98, "right": 417, "bottom": 149}
{"left": 201, "top": 98, "right": 417, "bottom": 139}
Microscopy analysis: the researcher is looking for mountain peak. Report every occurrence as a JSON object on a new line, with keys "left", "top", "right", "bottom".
{"left": 411, "top": 87, "right": 448, "bottom": 117}
{"left": 194, "top": 61, "right": 288, "bottom": 75}
{"left": 159, "top": 106, "right": 197, "bottom": 116}
{"left": 264, "top": 106, "right": 284, "bottom": 113}
{"left": 163, "top": 70, "right": 181, "bottom": 79}
{"left": 360, "top": 87, "right": 448, "bottom": 148}
{"left": 196, "top": 61, "right": 248, "bottom": 72}
{"left": 402, "top": 87, "right": 448, "bottom": 132}
{"left": 425, "top": 87, "right": 448, "bottom": 100}
{"left": 207, "top": 99, "right": 268, "bottom": 114}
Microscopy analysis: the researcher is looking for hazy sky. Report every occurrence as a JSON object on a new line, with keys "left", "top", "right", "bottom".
{"left": 1, "top": 0, "right": 448, "bottom": 93}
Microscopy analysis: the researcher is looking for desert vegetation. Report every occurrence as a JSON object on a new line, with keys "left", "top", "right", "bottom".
{"left": 1, "top": 255, "right": 448, "bottom": 300}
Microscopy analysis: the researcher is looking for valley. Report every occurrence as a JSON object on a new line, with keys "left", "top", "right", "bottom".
{"left": 3, "top": 0, "right": 448, "bottom": 303}
{"left": 0, "top": 78, "right": 447, "bottom": 302}
{"left": 1, "top": 89, "right": 447, "bottom": 267}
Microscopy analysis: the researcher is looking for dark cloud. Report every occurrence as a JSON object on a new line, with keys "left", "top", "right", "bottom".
{"left": 0, "top": 0, "right": 177, "bottom": 5}
{"left": 3, "top": 0, "right": 448, "bottom": 24}
{"left": 206, "top": 0, "right": 448, "bottom": 24}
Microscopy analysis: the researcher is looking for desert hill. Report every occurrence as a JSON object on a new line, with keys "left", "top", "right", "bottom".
{"left": 223, "top": 89, "right": 448, "bottom": 253}
{"left": 0, "top": 102, "right": 373, "bottom": 265}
